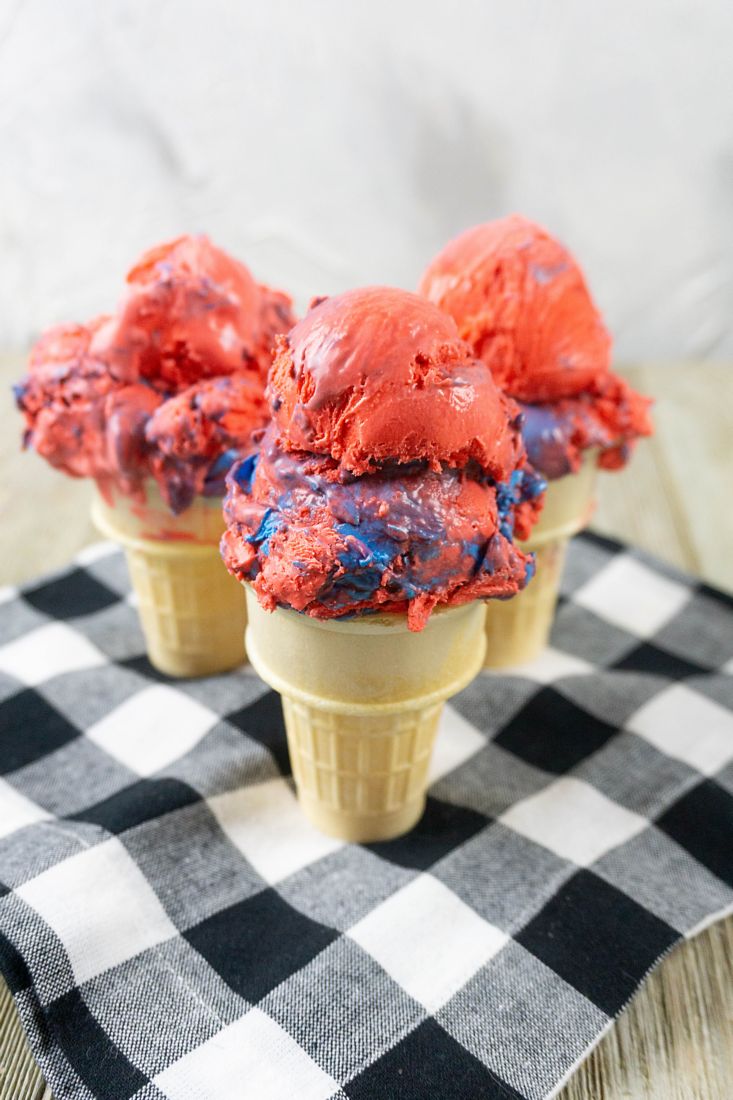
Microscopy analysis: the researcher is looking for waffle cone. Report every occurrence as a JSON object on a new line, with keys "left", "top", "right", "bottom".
{"left": 484, "top": 452, "right": 598, "bottom": 669}
{"left": 92, "top": 483, "right": 245, "bottom": 678}
{"left": 244, "top": 588, "right": 486, "bottom": 842}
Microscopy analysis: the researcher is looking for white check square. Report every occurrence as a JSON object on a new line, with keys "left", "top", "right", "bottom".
{"left": 574, "top": 556, "right": 690, "bottom": 638}
{"left": 0, "top": 779, "right": 51, "bottom": 839}
{"left": 17, "top": 837, "right": 177, "bottom": 986}
{"left": 155, "top": 1007, "right": 338, "bottom": 1100}
{"left": 86, "top": 684, "right": 217, "bottom": 776}
{"left": 348, "top": 874, "right": 508, "bottom": 1013}
{"left": 500, "top": 776, "right": 648, "bottom": 866}
{"left": 627, "top": 684, "right": 733, "bottom": 776}
{"left": 0, "top": 622, "right": 106, "bottom": 686}
{"left": 487, "top": 646, "right": 594, "bottom": 684}
{"left": 429, "top": 705, "right": 486, "bottom": 782}
{"left": 207, "top": 778, "right": 342, "bottom": 884}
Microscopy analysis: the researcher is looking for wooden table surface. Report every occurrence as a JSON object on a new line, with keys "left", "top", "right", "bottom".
{"left": 0, "top": 359, "right": 731, "bottom": 1099}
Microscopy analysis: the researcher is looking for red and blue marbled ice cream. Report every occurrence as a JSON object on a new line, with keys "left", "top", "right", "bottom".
{"left": 14, "top": 235, "right": 295, "bottom": 512}
{"left": 419, "top": 215, "right": 653, "bottom": 479}
{"left": 221, "top": 287, "right": 543, "bottom": 631}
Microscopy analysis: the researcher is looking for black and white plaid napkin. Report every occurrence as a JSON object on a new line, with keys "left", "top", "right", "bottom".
{"left": 0, "top": 533, "right": 731, "bottom": 1100}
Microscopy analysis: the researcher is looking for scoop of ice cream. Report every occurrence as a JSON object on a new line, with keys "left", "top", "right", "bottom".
{"left": 14, "top": 319, "right": 138, "bottom": 480}
{"left": 222, "top": 285, "right": 543, "bottom": 629}
{"left": 145, "top": 374, "right": 269, "bottom": 511}
{"left": 92, "top": 234, "right": 295, "bottom": 389}
{"left": 221, "top": 426, "right": 535, "bottom": 631}
{"left": 15, "top": 235, "right": 295, "bottom": 512}
{"left": 419, "top": 216, "right": 653, "bottom": 475}
{"left": 419, "top": 216, "right": 610, "bottom": 401}
{"left": 518, "top": 392, "right": 646, "bottom": 479}
{"left": 269, "top": 287, "right": 525, "bottom": 484}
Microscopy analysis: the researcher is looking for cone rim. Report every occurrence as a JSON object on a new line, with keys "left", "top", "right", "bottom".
{"left": 245, "top": 621, "right": 487, "bottom": 715}
{"left": 91, "top": 498, "right": 221, "bottom": 559}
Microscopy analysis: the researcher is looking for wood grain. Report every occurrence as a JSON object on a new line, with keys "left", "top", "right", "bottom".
{"left": 0, "top": 980, "right": 49, "bottom": 1100}
{"left": 592, "top": 364, "right": 733, "bottom": 594}
{"left": 0, "top": 358, "right": 731, "bottom": 1098}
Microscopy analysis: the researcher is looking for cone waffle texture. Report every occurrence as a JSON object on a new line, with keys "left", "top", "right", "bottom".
{"left": 92, "top": 483, "right": 245, "bottom": 677}
{"left": 484, "top": 452, "right": 598, "bottom": 669}
{"left": 283, "top": 697, "right": 443, "bottom": 841}
{"left": 244, "top": 588, "right": 486, "bottom": 841}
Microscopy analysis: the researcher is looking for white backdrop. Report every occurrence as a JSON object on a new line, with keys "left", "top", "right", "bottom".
{"left": 1, "top": 0, "right": 731, "bottom": 359}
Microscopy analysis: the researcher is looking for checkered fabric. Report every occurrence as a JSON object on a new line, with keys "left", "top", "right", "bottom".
{"left": 0, "top": 533, "right": 732, "bottom": 1100}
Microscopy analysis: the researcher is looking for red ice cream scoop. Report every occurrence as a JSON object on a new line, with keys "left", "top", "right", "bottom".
{"left": 268, "top": 286, "right": 525, "bottom": 486}
{"left": 419, "top": 216, "right": 653, "bottom": 475}
{"left": 15, "top": 235, "right": 295, "bottom": 512}
{"left": 91, "top": 234, "right": 295, "bottom": 389}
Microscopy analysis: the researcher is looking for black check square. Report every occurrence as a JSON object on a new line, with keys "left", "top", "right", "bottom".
{"left": 367, "top": 797, "right": 490, "bottom": 871}
{"left": 614, "top": 641, "right": 709, "bottom": 681}
{"left": 118, "top": 655, "right": 176, "bottom": 684}
{"left": 583, "top": 530, "right": 625, "bottom": 555}
{"left": 516, "top": 869, "right": 680, "bottom": 1016}
{"left": 0, "top": 536, "right": 731, "bottom": 1100}
{"left": 656, "top": 780, "right": 733, "bottom": 889}
{"left": 0, "top": 689, "right": 80, "bottom": 773}
{"left": 185, "top": 889, "right": 338, "bottom": 1003}
{"left": 70, "top": 777, "right": 200, "bottom": 834}
{"left": 46, "top": 988, "right": 148, "bottom": 1100}
{"left": 0, "top": 929, "right": 31, "bottom": 994}
{"left": 226, "top": 691, "right": 292, "bottom": 777}
{"left": 23, "top": 568, "right": 120, "bottom": 621}
{"left": 346, "top": 1018, "right": 525, "bottom": 1100}
{"left": 494, "top": 687, "right": 619, "bottom": 773}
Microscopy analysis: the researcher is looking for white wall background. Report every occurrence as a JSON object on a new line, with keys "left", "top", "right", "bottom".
{"left": 1, "top": 0, "right": 732, "bottom": 359}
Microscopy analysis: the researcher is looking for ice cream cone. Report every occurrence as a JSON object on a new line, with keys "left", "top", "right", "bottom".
{"left": 244, "top": 587, "right": 487, "bottom": 842}
{"left": 92, "top": 482, "right": 246, "bottom": 677}
{"left": 484, "top": 451, "right": 598, "bottom": 668}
